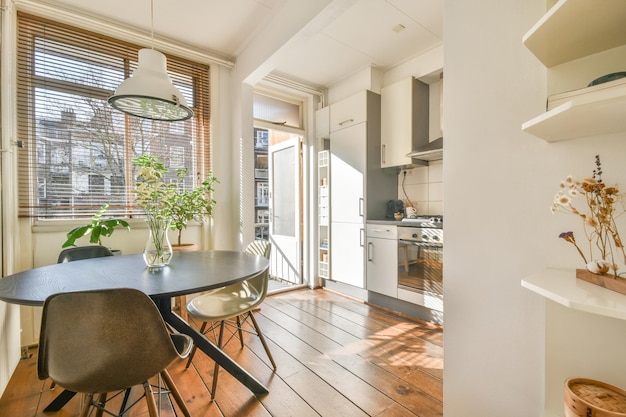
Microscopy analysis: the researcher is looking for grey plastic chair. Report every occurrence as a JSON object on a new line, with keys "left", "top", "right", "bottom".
{"left": 46, "top": 245, "right": 116, "bottom": 392}
{"left": 185, "top": 240, "right": 275, "bottom": 399}
{"left": 57, "top": 245, "right": 114, "bottom": 263}
{"left": 38, "top": 288, "right": 193, "bottom": 417}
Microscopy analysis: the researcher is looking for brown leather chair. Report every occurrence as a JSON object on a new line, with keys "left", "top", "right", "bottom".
{"left": 38, "top": 288, "right": 193, "bottom": 417}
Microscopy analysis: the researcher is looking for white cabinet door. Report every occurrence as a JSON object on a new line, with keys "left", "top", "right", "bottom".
{"left": 329, "top": 91, "right": 368, "bottom": 132}
{"left": 331, "top": 222, "right": 364, "bottom": 288}
{"left": 380, "top": 77, "right": 429, "bottom": 168}
{"left": 366, "top": 225, "right": 398, "bottom": 297}
{"left": 330, "top": 123, "right": 366, "bottom": 223}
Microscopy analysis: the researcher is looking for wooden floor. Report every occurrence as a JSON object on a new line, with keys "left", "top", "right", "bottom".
{"left": 0, "top": 288, "right": 443, "bottom": 417}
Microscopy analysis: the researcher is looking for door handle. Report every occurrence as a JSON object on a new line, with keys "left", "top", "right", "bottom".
{"left": 367, "top": 242, "right": 373, "bottom": 261}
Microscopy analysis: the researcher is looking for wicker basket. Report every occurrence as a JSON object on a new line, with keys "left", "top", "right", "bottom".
{"left": 565, "top": 378, "right": 626, "bottom": 417}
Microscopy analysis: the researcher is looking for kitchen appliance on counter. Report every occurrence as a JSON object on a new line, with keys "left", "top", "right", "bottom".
{"left": 397, "top": 215, "right": 443, "bottom": 311}
{"left": 385, "top": 199, "right": 404, "bottom": 219}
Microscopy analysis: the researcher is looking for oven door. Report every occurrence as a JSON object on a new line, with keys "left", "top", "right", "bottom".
{"left": 397, "top": 239, "right": 443, "bottom": 296}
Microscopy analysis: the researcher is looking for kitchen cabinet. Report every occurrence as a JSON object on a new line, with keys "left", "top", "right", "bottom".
{"left": 331, "top": 222, "right": 365, "bottom": 288}
{"left": 329, "top": 91, "right": 368, "bottom": 132}
{"left": 380, "top": 77, "right": 429, "bottom": 167}
{"left": 366, "top": 224, "right": 397, "bottom": 298}
{"left": 522, "top": 0, "right": 626, "bottom": 142}
{"left": 330, "top": 124, "right": 366, "bottom": 223}
{"left": 329, "top": 90, "right": 397, "bottom": 288}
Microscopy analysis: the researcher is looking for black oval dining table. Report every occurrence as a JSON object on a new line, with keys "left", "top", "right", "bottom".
{"left": 0, "top": 250, "right": 270, "bottom": 409}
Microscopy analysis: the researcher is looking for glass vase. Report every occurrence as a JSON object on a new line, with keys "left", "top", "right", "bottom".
{"left": 143, "top": 216, "right": 173, "bottom": 270}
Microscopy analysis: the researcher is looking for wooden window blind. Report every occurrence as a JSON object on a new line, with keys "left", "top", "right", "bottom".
{"left": 16, "top": 12, "right": 211, "bottom": 219}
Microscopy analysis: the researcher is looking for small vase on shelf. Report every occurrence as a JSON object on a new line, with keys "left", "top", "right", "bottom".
{"left": 576, "top": 267, "right": 626, "bottom": 297}
{"left": 143, "top": 216, "right": 172, "bottom": 270}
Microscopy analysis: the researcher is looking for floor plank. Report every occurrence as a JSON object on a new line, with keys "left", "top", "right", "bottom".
{"left": 0, "top": 288, "right": 443, "bottom": 417}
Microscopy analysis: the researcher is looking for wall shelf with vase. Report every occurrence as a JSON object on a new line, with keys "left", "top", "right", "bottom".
{"left": 522, "top": 268, "right": 626, "bottom": 320}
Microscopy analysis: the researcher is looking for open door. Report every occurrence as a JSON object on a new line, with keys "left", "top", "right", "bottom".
{"left": 268, "top": 135, "right": 302, "bottom": 284}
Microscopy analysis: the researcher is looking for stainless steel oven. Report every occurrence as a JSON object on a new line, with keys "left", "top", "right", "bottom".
{"left": 397, "top": 216, "right": 443, "bottom": 302}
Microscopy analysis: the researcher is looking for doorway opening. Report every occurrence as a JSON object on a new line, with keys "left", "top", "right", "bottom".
{"left": 253, "top": 126, "right": 304, "bottom": 292}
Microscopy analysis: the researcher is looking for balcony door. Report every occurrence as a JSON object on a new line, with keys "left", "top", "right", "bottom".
{"left": 268, "top": 135, "right": 302, "bottom": 284}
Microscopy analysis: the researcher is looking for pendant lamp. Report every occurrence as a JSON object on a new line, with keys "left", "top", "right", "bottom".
{"left": 108, "top": 1, "right": 193, "bottom": 121}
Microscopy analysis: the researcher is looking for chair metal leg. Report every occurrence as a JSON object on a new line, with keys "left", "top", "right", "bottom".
{"left": 236, "top": 315, "right": 244, "bottom": 348}
{"left": 211, "top": 320, "right": 226, "bottom": 399}
{"left": 161, "top": 369, "right": 191, "bottom": 417}
{"left": 249, "top": 311, "right": 276, "bottom": 370}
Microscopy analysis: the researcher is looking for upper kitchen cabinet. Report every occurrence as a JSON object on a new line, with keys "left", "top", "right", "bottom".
{"left": 380, "top": 77, "right": 429, "bottom": 168}
{"left": 522, "top": 0, "right": 626, "bottom": 142}
{"left": 329, "top": 91, "right": 369, "bottom": 133}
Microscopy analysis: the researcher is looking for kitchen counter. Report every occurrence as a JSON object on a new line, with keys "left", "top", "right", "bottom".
{"left": 368, "top": 219, "right": 419, "bottom": 226}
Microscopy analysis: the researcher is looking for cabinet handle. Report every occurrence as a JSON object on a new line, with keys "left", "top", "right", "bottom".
{"left": 359, "top": 198, "right": 364, "bottom": 217}
{"left": 368, "top": 242, "right": 373, "bottom": 261}
{"left": 360, "top": 228, "right": 365, "bottom": 247}
{"left": 338, "top": 118, "right": 354, "bottom": 127}
{"left": 381, "top": 144, "right": 386, "bottom": 164}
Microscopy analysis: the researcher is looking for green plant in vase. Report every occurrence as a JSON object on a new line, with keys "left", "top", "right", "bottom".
{"left": 133, "top": 155, "right": 217, "bottom": 267}
{"left": 133, "top": 155, "right": 176, "bottom": 269}
{"left": 62, "top": 203, "right": 130, "bottom": 248}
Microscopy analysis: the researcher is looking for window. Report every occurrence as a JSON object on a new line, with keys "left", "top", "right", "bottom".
{"left": 253, "top": 93, "right": 301, "bottom": 128}
{"left": 16, "top": 13, "right": 211, "bottom": 219}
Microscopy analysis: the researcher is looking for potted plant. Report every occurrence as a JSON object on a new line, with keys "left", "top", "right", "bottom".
{"left": 62, "top": 203, "right": 130, "bottom": 250}
{"left": 133, "top": 154, "right": 217, "bottom": 251}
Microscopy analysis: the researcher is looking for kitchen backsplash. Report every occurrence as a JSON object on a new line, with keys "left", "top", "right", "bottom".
{"left": 397, "top": 160, "right": 443, "bottom": 215}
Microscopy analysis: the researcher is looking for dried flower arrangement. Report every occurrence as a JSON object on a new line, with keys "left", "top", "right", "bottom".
{"left": 551, "top": 155, "right": 626, "bottom": 277}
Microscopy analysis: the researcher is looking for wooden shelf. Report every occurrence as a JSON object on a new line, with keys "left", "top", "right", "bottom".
{"left": 522, "top": 84, "right": 626, "bottom": 141}
{"left": 523, "top": 0, "right": 626, "bottom": 68}
{"left": 521, "top": 268, "right": 626, "bottom": 320}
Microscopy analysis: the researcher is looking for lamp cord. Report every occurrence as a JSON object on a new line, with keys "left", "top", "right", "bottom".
{"left": 150, "top": 0, "right": 154, "bottom": 49}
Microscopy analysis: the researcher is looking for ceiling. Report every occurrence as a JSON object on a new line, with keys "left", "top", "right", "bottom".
{"left": 32, "top": 0, "right": 443, "bottom": 89}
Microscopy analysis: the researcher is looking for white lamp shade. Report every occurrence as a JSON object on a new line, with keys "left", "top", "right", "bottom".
{"left": 108, "top": 48, "right": 193, "bottom": 121}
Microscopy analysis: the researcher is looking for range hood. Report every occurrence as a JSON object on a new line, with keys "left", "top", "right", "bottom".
{"left": 406, "top": 137, "right": 443, "bottom": 161}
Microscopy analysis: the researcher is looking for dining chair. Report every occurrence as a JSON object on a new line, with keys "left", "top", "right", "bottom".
{"left": 185, "top": 240, "right": 276, "bottom": 399}
{"left": 57, "top": 245, "right": 114, "bottom": 263}
{"left": 38, "top": 288, "right": 193, "bottom": 417}
{"left": 44, "top": 245, "right": 116, "bottom": 392}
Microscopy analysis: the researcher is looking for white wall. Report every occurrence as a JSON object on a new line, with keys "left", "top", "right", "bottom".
{"left": 444, "top": 0, "right": 626, "bottom": 416}
{"left": 443, "top": 0, "right": 545, "bottom": 414}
